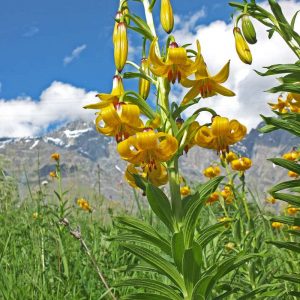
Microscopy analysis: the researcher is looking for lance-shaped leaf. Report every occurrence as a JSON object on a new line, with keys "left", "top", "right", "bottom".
{"left": 120, "top": 243, "right": 186, "bottom": 291}
{"left": 267, "top": 240, "right": 300, "bottom": 252}
{"left": 270, "top": 216, "right": 300, "bottom": 226}
{"left": 115, "top": 279, "right": 182, "bottom": 300}
{"left": 268, "top": 158, "right": 300, "bottom": 174}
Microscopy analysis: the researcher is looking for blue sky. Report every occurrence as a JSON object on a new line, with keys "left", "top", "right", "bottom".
{"left": 0, "top": 0, "right": 233, "bottom": 100}
{"left": 1, "top": 0, "right": 299, "bottom": 137}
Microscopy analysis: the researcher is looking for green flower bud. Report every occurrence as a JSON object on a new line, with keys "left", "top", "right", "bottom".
{"left": 241, "top": 15, "right": 257, "bottom": 45}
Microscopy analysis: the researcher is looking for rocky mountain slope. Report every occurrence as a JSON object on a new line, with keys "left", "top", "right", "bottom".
{"left": 0, "top": 120, "right": 298, "bottom": 202}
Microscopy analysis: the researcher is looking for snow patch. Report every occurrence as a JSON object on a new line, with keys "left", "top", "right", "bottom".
{"left": 64, "top": 128, "right": 93, "bottom": 139}
{"left": 44, "top": 137, "right": 64, "bottom": 146}
{"left": 30, "top": 140, "right": 39, "bottom": 150}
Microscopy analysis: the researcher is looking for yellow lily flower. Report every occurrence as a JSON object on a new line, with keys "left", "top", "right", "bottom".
{"left": 288, "top": 170, "right": 299, "bottom": 178}
{"left": 77, "top": 198, "right": 92, "bottom": 213}
{"left": 95, "top": 103, "right": 144, "bottom": 142}
{"left": 287, "top": 92, "right": 300, "bottom": 112}
{"left": 203, "top": 165, "right": 221, "bottom": 179}
{"left": 268, "top": 95, "right": 289, "bottom": 113}
{"left": 194, "top": 116, "right": 247, "bottom": 153}
{"left": 231, "top": 157, "right": 252, "bottom": 171}
{"left": 84, "top": 75, "right": 124, "bottom": 110}
{"left": 282, "top": 149, "right": 299, "bottom": 161}
{"left": 148, "top": 38, "right": 201, "bottom": 84}
{"left": 206, "top": 192, "right": 219, "bottom": 205}
{"left": 160, "top": 0, "right": 174, "bottom": 34}
{"left": 117, "top": 129, "right": 178, "bottom": 167}
{"left": 271, "top": 221, "right": 283, "bottom": 229}
{"left": 180, "top": 186, "right": 191, "bottom": 196}
{"left": 221, "top": 186, "right": 234, "bottom": 205}
{"left": 181, "top": 58, "right": 235, "bottom": 105}
{"left": 125, "top": 163, "right": 168, "bottom": 187}
{"left": 287, "top": 206, "right": 299, "bottom": 216}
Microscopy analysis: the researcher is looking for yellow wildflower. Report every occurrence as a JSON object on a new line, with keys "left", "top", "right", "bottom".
{"left": 125, "top": 163, "right": 168, "bottom": 187}
{"left": 117, "top": 129, "right": 178, "bottom": 168}
{"left": 32, "top": 212, "right": 39, "bottom": 220}
{"left": 160, "top": 0, "right": 174, "bottom": 34}
{"left": 271, "top": 221, "right": 283, "bottom": 229}
{"left": 206, "top": 192, "right": 219, "bottom": 205}
{"left": 269, "top": 95, "right": 289, "bottom": 113}
{"left": 223, "top": 151, "right": 238, "bottom": 163}
{"left": 266, "top": 196, "right": 276, "bottom": 204}
{"left": 84, "top": 75, "right": 124, "bottom": 110}
{"left": 77, "top": 198, "right": 92, "bottom": 213}
{"left": 148, "top": 38, "right": 201, "bottom": 84}
{"left": 231, "top": 157, "right": 252, "bottom": 172}
{"left": 288, "top": 170, "right": 299, "bottom": 178}
{"left": 287, "top": 206, "right": 299, "bottom": 216}
{"left": 290, "top": 226, "right": 300, "bottom": 230}
{"left": 194, "top": 116, "right": 247, "bottom": 154}
{"left": 282, "top": 150, "right": 299, "bottom": 161}
{"left": 221, "top": 186, "right": 234, "bottom": 204}
{"left": 180, "top": 186, "right": 191, "bottom": 196}
{"left": 49, "top": 171, "right": 57, "bottom": 179}
{"left": 203, "top": 165, "right": 221, "bottom": 179}
{"left": 95, "top": 103, "right": 144, "bottom": 142}
{"left": 181, "top": 58, "right": 235, "bottom": 104}
{"left": 51, "top": 153, "right": 60, "bottom": 161}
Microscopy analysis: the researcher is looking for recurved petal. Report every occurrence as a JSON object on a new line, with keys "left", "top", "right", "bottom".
{"left": 95, "top": 114, "right": 117, "bottom": 136}
{"left": 154, "top": 133, "right": 178, "bottom": 161}
{"left": 149, "top": 38, "right": 165, "bottom": 67}
{"left": 211, "top": 60, "right": 231, "bottom": 83}
{"left": 149, "top": 64, "right": 170, "bottom": 77}
{"left": 228, "top": 120, "right": 247, "bottom": 142}
{"left": 194, "top": 126, "right": 215, "bottom": 148}
{"left": 211, "top": 82, "right": 235, "bottom": 97}
{"left": 181, "top": 78, "right": 198, "bottom": 88}
{"left": 181, "top": 84, "right": 200, "bottom": 105}
{"left": 117, "top": 137, "right": 146, "bottom": 164}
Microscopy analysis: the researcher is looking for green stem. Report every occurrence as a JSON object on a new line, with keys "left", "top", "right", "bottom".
{"left": 168, "top": 156, "right": 182, "bottom": 225}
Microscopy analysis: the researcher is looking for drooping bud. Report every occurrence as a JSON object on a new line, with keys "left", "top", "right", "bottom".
{"left": 241, "top": 15, "right": 257, "bottom": 44}
{"left": 233, "top": 27, "right": 252, "bottom": 65}
{"left": 114, "top": 22, "right": 128, "bottom": 72}
{"left": 139, "top": 58, "right": 151, "bottom": 100}
{"left": 160, "top": 0, "right": 174, "bottom": 34}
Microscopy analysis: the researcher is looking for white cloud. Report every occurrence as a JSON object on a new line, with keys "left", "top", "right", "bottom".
{"left": 63, "top": 44, "right": 87, "bottom": 65}
{"left": 23, "top": 26, "right": 39, "bottom": 37}
{"left": 171, "top": 0, "right": 300, "bottom": 130}
{"left": 0, "top": 82, "right": 96, "bottom": 137}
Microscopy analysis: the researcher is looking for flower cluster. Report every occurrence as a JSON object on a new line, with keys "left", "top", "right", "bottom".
{"left": 83, "top": 0, "right": 249, "bottom": 190}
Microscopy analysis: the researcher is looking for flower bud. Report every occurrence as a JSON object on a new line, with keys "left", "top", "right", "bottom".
{"left": 114, "top": 22, "right": 128, "bottom": 72}
{"left": 113, "top": 11, "right": 123, "bottom": 43}
{"left": 241, "top": 15, "right": 257, "bottom": 44}
{"left": 121, "top": 4, "right": 130, "bottom": 26}
{"left": 139, "top": 58, "right": 151, "bottom": 100}
{"left": 233, "top": 27, "right": 252, "bottom": 65}
{"left": 160, "top": 0, "right": 174, "bottom": 34}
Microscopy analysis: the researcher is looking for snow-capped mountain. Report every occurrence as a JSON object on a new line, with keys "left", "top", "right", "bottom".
{"left": 0, "top": 120, "right": 298, "bottom": 202}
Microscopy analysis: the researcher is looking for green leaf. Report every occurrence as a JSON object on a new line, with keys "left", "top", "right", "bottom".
{"left": 271, "top": 192, "right": 300, "bottom": 207}
{"left": 237, "top": 285, "right": 282, "bottom": 300}
{"left": 115, "top": 216, "right": 171, "bottom": 255}
{"left": 121, "top": 243, "right": 186, "bottom": 291}
{"left": 261, "top": 115, "right": 300, "bottom": 136}
{"left": 270, "top": 216, "right": 300, "bottom": 226}
{"left": 196, "top": 230, "right": 223, "bottom": 249}
{"left": 275, "top": 273, "right": 300, "bottom": 284}
{"left": 268, "top": 158, "right": 300, "bottom": 174}
{"left": 192, "top": 275, "right": 214, "bottom": 299}
{"left": 258, "top": 124, "right": 277, "bottom": 133}
{"left": 146, "top": 183, "right": 175, "bottom": 232}
{"left": 172, "top": 231, "right": 185, "bottom": 271}
{"left": 182, "top": 243, "right": 202, "bottom": 296}
{"left": 123, "top": 72, "right": 149, "bottom": 80}
{"left": 269, "top": 179, "right": 300, "bottom": 194}
{"left": 115, "top": 279, "right": 182, "bottom": 300}
{"left": 267, "top": 240, "right": 300, "bottom": 252}
{"left": 204, "top": 254, "right": 260, "bottom": 298}
{"left": 183, "top": 177, "right": 224, "bottom": 247}
{"left": 121, "top": 293, "right": 172, "bottom": 300}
